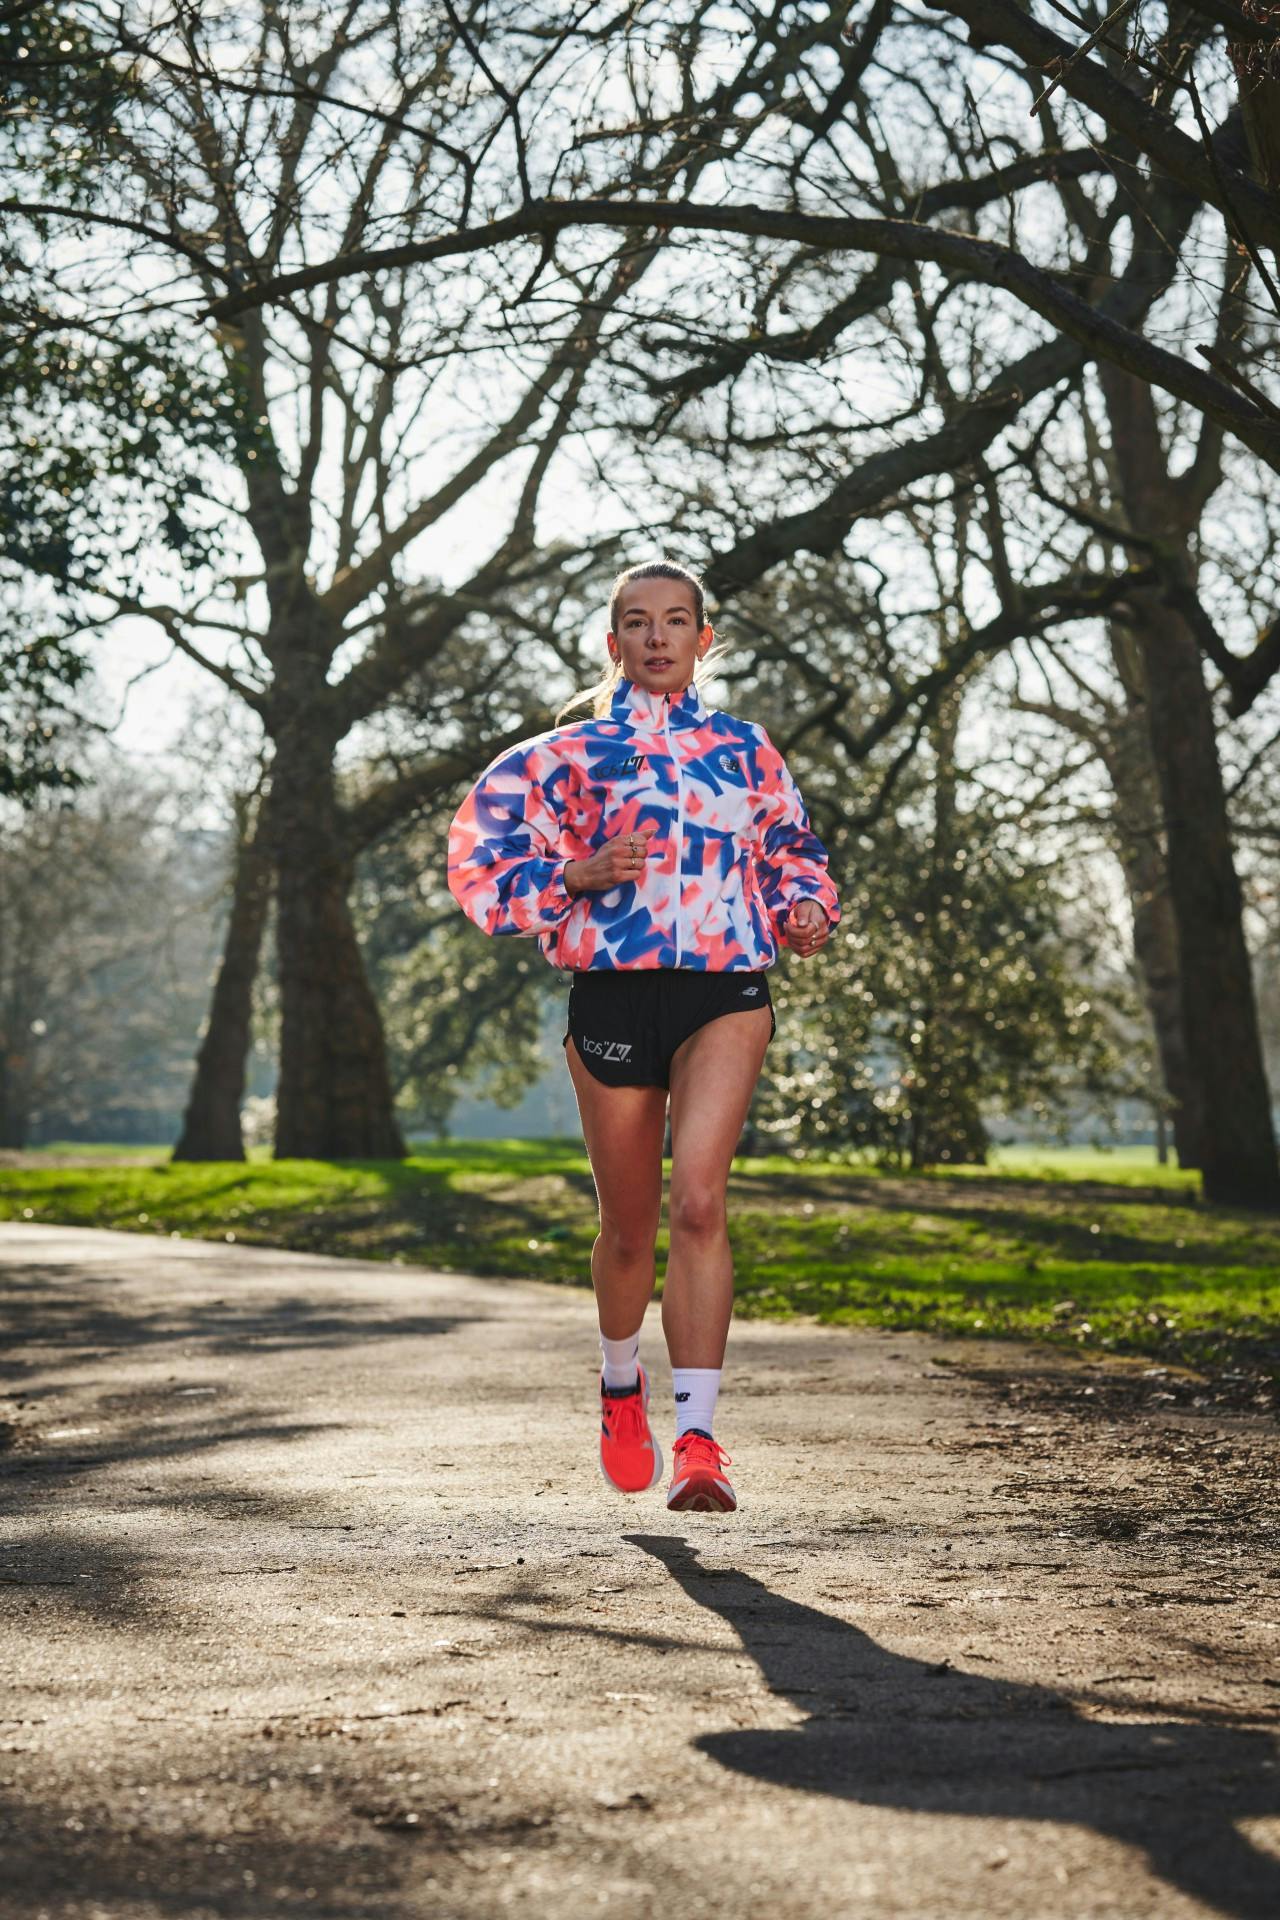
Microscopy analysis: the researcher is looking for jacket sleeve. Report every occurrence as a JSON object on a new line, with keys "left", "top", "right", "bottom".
{"left": 447, "top": 742, "right": 575, "bottom": 937}
{"left": 752, "top": 727, "right": 841, "bottom": 936}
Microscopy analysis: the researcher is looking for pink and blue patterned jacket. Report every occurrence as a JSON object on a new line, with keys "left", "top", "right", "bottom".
{"left": 447, "top": 677, "right": 840, "bottom": 972}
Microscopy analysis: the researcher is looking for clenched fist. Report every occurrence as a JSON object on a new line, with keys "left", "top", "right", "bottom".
{"left": 785, "top": 898, "right": 830, "bottom": 958}
{"left": 565, "top": 828, "right": 655, "bottom": 895}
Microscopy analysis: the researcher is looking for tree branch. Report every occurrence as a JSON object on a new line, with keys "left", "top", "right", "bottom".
{"left": 1, "top": 200, "right": 224, "bottom": 279}
{"left": 341, "top": 716, "right": 555, "bottom": 853}
{"left": 932, "top": 0, "right": 1280, "bottom": 253}
{"left": 107, "top": 600, "right": 269, "bottom": 711}
{"left": 205, "top": 196, "right": 1280, "bottom": 471}
{"left": 1157, "top": 571, "right": 1280, "bottom": 717}
{"left": 822, "top": 566, "right": 1156, "bottom": 772}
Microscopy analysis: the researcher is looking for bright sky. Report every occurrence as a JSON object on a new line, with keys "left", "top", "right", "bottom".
{"left": 95, "top": 615, "right": 218, "bottom": 758}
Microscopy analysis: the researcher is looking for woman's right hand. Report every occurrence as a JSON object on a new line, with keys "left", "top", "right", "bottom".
{"left": 565, "top": 828, "right": 654, "bottom": 895}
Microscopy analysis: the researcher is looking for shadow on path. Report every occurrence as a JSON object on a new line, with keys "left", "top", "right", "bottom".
{"left": 0, "top": 1251, "right": 471, "bottom": 1496}
{"left": 629, "top": 1533, "right": 1280, "bottom": 1920}
{"left": 0, "top": 1265, "right": 475, "bottom": 1367}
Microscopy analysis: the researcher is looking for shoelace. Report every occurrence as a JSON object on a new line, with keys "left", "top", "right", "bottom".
{"left": 673, "top": 1432, "right": 732, "bottom": 1473}
{"left": 604, "top": 1391, "right": 649, "bottom": 1443}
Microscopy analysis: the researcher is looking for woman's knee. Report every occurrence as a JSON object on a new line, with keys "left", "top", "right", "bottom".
{"left": 597, "top": 1211, "right": 658, "bottom": 1266}
{"left": 668, "top": 1182, "right": 727, "bottom": 1241}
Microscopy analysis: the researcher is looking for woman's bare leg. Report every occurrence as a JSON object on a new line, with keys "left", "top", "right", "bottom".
{"left": 663, "top": 1007, "right": 772, "bottom": 1368}
{"left": 565, "top": 1038, "right": 668, "bottom": 1340}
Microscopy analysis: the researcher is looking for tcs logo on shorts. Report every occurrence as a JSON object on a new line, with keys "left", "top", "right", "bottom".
{"left": 580, "top": 1035, "right": 634, "bottom": 1062}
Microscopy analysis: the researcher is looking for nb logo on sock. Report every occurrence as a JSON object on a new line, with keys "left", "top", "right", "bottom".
{"left": 674, "top": 1391, "right": 691, "bottom": 1402}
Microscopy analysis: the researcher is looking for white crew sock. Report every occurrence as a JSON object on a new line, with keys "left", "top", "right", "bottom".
{"left": 600, "top": 1329, "right": 641, "bottom": 1392}
{"left": 672, "top": 1367, "right": 721, "bottom": 1438}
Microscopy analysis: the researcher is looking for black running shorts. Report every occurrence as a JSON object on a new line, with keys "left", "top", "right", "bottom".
{"left": 563, "top": 968, "right": 776, "bottom": 1089}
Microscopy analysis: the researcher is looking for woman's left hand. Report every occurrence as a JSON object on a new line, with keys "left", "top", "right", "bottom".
{"left": 785, "top": 899, "right": 830, "bottom": 958}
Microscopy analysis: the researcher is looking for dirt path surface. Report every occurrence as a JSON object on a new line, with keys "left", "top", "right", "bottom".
{"left": 1, "top": 1222, "right": 1277, "bottom": 1920}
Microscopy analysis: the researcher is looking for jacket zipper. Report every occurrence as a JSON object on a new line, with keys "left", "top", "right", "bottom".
{"left": 663, "top": 692, "right": 685, "bottom": 967}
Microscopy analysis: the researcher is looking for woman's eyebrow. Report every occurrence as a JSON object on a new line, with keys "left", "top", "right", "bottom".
{"left": 620, "top": 602, "right": 696, "bottom": 618}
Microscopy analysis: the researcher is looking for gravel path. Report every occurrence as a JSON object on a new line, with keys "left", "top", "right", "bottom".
{"left": 1, "top": 1222, "right": 1276, "bottom": 1920}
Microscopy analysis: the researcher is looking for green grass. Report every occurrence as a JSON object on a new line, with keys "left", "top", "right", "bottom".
{"left": 941, "top": 1143, "right": 1202, "bottom": 1189}
{"left": 1, "top": 1141, "right": 1275, "bottom": 1381}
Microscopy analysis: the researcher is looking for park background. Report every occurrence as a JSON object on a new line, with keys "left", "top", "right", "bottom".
{"left": 2, "top": 0, "right": 1279, "bottom": 1403}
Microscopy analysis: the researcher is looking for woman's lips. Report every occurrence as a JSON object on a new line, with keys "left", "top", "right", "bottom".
{"left": 645, "top": 658, "right": 674, "bottom": 671}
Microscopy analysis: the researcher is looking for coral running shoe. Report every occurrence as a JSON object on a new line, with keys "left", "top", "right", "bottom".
{"left": 666, "top": 1430, "right": 736, "bottom": 1513}
{"left": 599, "top": 1364, "right": 663, "bottom": 1493}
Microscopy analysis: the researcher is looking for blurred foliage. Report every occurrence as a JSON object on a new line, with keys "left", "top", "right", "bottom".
{"left": 0, "top": 629, "right": 90, "bottom": 799}
{"left": 0, "top": 2, "right": 246, "bottom": 796}
{"left": 0, "top": 771, "right": 230, "bottom": 1145}
{"left": 716, "top": 557, "right": 1132, "bottom": 1165}
{"left": 760, "top": 800, "right": 1129, "bottom": 1164}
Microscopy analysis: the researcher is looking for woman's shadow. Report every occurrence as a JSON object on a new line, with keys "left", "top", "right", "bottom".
{"left": 627, "top": 1533, "right": 1279, "bottom": 1920}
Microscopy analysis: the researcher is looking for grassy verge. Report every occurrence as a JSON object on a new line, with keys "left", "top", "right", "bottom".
{"left": 1, "top": 1141, "right": 1276, "bottom": 1392}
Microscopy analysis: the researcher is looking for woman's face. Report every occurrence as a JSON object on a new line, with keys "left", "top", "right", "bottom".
{"left": 607, "top": 578, "right": 712, "bottom": 694}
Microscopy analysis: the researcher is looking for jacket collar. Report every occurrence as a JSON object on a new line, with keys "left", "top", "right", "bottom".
{"left": 609, "top": 676, "right": 709, "bottom": 731}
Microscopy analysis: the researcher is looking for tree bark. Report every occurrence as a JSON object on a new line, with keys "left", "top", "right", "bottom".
{"left": 171, "top": 813, "right": 272, "bottom": 1162}
{"left": 1102, "top": 366, "right": 1279, "bottom": 1207}
{"left": 1128, "top": 604, "right": 1276, "bottom": 1204}
{"left": 1126, "top": 846, "right": 1199, "bottom": 1169}
{"left": 1098, "top": 668, "right": 1203, "bottom": 1168}
{"left": 909, "top": 1078, "right": 989, "bottom": 1169}
{"left": 0, "top": 1048, "right": 27, "bottom": 1150}
{"left": 909, "top": 688, "right": 990, "bottom": 1169}
{"left": 0, "top": 953, "right": 39, "bottom": 1150}
{"left": 267, "top": 690, "right": 405, "bottom": 1161}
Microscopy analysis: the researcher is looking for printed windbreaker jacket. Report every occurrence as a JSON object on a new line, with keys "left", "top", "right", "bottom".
{"left": 447, "top": 677, "right": 840, "bottom": 972}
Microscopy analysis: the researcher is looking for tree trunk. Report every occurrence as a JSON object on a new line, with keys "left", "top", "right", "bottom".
{"left": 908, "top": 1082, "right": 989, "bottom": 1169}
{"left": 1099, "top": 675, "right": 1202, "bottom": 1168}
{"left": 1102, "top": 366, "right": 1279, "bottom": 1208}
{"left": 1127, "top": 601, "right": 1277, "bottom": 1205}
{"left": 0, "top": 1048, "right": 27, "bottom": 1150}
{"left": 268, "top": 705, "right": 405, "bottom": 1160}
{"left": 172, "top": 814, "right": 272, "bottom": 1162}
{"left": 0, "top": 973, "right": 38, "bottom": 1149}
{"left": 1129, "top": 871, "right": 1197, "bottom": 1166}
{"left": 908, "top": 687, "right": 990, "bottom": 1170}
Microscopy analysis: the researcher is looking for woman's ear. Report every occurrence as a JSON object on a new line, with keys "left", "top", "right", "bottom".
{"left": 606, "top": 630, "right": 620, "bottom": 661}
{"left": 697, "top": 622, "right": 714, "bottom": 656}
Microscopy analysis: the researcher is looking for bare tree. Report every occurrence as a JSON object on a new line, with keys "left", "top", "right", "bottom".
{"left": 6, "top": 5, "right": 650, "bottom": 1154}
{"left": 171, "top": 788, "right": 273, "bottom": 1161}
{"left": 11, "top": 3, "right": 1279, "bottom": 1197}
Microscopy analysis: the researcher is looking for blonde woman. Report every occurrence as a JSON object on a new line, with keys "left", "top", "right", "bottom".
{"left": 448, "top": 561, "right": 838, "bottom": 1512}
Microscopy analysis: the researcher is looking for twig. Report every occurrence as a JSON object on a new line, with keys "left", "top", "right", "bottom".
{"left": 1196, "top": 343, "right": 1280, "bottom": 424}
{"left": 1030, "top": 0, "right": 1142, "bottom": 116}
{"left": 1185, "top": 66, "right": 1280, "bottom": 318}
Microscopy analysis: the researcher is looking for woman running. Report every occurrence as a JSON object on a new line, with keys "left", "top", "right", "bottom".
{"left": 447, "top": 560, "right": 838, "bottom": 1513}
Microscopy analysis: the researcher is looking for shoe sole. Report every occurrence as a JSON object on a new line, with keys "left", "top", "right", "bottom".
{"left": 666, "top": 1475, "right": 737, "bottom": 1514}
